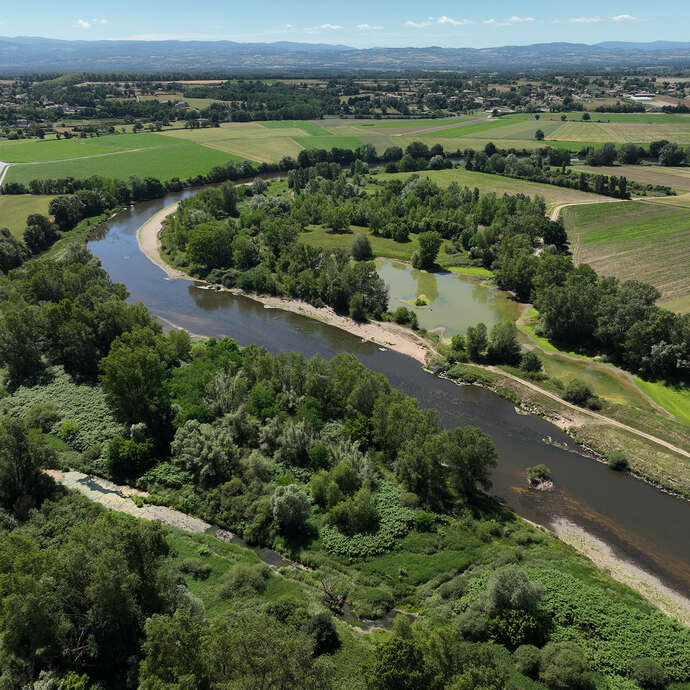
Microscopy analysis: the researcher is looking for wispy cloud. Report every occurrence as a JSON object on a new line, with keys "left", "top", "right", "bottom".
{"left": 437, "top": 16, "right": 474, "bottom": 26}
{"left": 507, "top": 16, "right": 535, "bottom": 23}
{"left": 483, "top": 18, "right": 497, "bottom": 25}
{"left": 569, "top": 16, "right": 603, "bottom": 23}
{"left": 612, "top": 14, "right": 644, "bottom": 21}
{"left": 405, "top": 19, "right": 433, "bottom": 28}
{"left": 304, "top": 23, "right": 344, "bottom": 34}
{"left": 75, "top": 19, "right": 91, "bottom": 29}
{"left": 92, "top": 18, "right": 108, "bottom": 25}
{"left": 357, "top": 23, "right": 384, "bottom": 30}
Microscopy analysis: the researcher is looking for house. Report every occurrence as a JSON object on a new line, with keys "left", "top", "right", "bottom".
{"left": 175, "top": 101, "right": 190, "bottom": 109}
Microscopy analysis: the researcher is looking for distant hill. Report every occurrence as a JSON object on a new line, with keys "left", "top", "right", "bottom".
{"left": 2, "top": 37, "right": 690, "bottom": 73}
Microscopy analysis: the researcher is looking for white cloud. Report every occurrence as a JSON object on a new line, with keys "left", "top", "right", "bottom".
{"left": 357, "top": 23, "right": 384, "bottom": 30}
{"left": 483, "top": 18, "right": 497, "bottom": 24}
{"left": 304, "top": 23, "right": 344, "bottom": 33}
{"left": 437, "top": 16, "right": 474, "bottom": 26}
{"left": 92, "top": 18, "right": 108, "bottom": 25}
{"left": 612, "top": 14, "right": 642, "bottom": 21}
{"left": 405, "top": 19, "right": 433, "bottom": 28}
{"left": 569, "top": 16, "right": 603, "bottom": 23}
{"left": 75, "top": 18, "right": 91, "bottom": 29}
{"left": 507, "top": 15, "right": 535, "bottom": 23}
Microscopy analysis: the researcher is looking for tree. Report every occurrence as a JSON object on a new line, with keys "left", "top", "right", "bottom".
{"left": 563, "top": 379, "right": 595, "bottom": 407}
{"left": 658, "top": 142, "right": 686, "bottom": 166}
{"left": 582, "top": 112, "right": 591, "bottom": 121}
{"left": 0, "top": 418, "right": 55, "bottom": 519}
{"left": 352, "top": 233, "right": 373, "bottom": 260}
{"left": 349, "top": 292, "right": 367, "bottom": 322}
{"left": 487, "top": 322, "right": 521, "bottom": 365}
{"left": 271, "top": 485, "right": 311, "bottom": 534}
{"left": 186, "top": 221, "right": 234, "bottom": 269}
{"left": 0, "top": 299, "right": 45, "bottom": 384}
{"left": 481, "top": 566, "right": 544, "bottom": 616}
{"left": 466, "top": 323, "right": 488, "bottom": 361}
{"left": 23, "top": 214, "right": 58, "bottom": 253}
{"left": 415, "top": 231, "right": 442, "bottom": 270}
{"left": 535, "top": 129, "right": 545, "bottom": 141}
{"left": 304, "top": 613, "right": 341, "bottom": 656}
{"left": 99, "top": 327, "right": 173, "bottom": 433}
{"left": 447, "top": 426, "right": 498, "bottom": 496}
{"left": 520, "top": 351, "right": 542, "bottom": 373}
{"left": 0, "top": 227, "right": 29, "bottom": 273}
{"left": 367, "top": 636, "right": 432, "bottom": 690}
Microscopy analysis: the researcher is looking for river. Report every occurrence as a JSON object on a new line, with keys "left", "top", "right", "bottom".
{"left": 88, "top": 189, "right": 690, "bottom": 600}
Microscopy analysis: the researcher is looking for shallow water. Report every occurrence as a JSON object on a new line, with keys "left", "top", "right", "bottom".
{"left": 378, "top": 259, "right": 520, "bottom": 337}
{"left": 88, "top": 189, "right": 690, "bottom": 598}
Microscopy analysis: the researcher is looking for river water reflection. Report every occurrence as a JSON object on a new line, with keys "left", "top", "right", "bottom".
{"left": 88, "top": 191, "right": 690, "bottom": 598}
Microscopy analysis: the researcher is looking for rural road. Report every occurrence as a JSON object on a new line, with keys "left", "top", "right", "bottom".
{"left": 486, "top": 366, "right": 690, "bottom": 459}
{"left": 0, "top": 161, "right": 10, "bottom": 186}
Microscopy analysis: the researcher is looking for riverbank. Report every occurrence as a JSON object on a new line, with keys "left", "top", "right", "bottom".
{"left": 137, "top": 202, "right": 440, "bottom": 365}
{"left": 553, "top": 517, "right": 690, "bottom": 627}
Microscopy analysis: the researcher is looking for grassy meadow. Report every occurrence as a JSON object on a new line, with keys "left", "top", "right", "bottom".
{"left": 0, "top": 194, "right": 53, "bottom": 238}
{"left": 562, "top": 201, "right": 690, "bottom": 310}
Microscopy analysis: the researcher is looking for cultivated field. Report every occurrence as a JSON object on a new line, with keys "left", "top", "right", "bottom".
{"left": 0, "top": 194, "right": 53, "bottom": 239}
{"left": 5, "top": 142, "right": 240, "bottom": 185}
{"left": 573, "top": 164, "right": 690, "bottom": 192}
{"left": 376, "top": 168, "right": 610, "bottom": 209}
{"left": 563, "top": 201, "right": 690, "bottom": 310}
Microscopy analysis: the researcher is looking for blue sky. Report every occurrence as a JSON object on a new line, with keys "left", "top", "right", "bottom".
{"left": 1, "top": 1, "right": 686, "bottom": 47}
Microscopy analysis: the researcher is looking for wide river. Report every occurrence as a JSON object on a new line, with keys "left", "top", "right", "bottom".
{"left": 88, "top": 189, "right": 690, "bottom": 597}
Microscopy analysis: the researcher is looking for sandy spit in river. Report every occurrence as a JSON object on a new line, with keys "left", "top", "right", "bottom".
{"left": 552, "top": 517, "right": 690, "bottom": 627}
{"left": 136, "top": 202, "right": 438, "bottom": 365}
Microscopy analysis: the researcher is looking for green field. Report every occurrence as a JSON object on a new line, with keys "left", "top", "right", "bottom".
{"left": 563, "top": 201, "right": 690, "bottom": 309}
{"left": 5, "top": 142, "right": 242, "bottom": 185}
{"left": 0, "top": 194, "right": 53, "bottom": 238}
{"left": 0, "top": 133, "right": 180, "bottom": 163}
{"left": 261, "top": 120, "right": 331, "bottom": 136}
{"left": 295, "top": 135, "right": 363, "bottom": 150}
{"left": 421, "top": 117, "right": 527, "bottom": 139}
{"left": 635, "top": 379, "right": 690, "bottom": 426}
{"left": 376, "top": 168, "right": 609, "bottom": 209}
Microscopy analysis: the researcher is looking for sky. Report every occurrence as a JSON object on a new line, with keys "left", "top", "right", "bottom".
{"left": 1, "top": 0, "right": 686, "bottom": 48}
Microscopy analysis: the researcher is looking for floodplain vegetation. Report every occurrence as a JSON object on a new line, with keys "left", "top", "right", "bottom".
{"left": 0, "top": 249, "right": 689, "bottom": 689}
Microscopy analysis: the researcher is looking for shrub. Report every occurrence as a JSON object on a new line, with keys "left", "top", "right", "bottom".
{"left": 59, "top": 419, "right": 80, "bottom": 443}
{"left": 304, "top": 612, "right": 341, "bottom": 656}
{"left": 513, "top": 644, "right": 541, "bottom": 679}
{"left": 563, "top": 380, "right": 599, "bottom": 409}
{"left": 607, "top": 452, "right": 629, "bottom": 472}
{"left": 179, "top": 558, "right": 212, "bottom": 580}
{"left": 352, "top": 233, "right": 373, "bottom": 261}
{"left": 487, "top": 608, "right": 548, "bottom": 649}
{"left": 481, "top": 566, "right": 544, "bottom": 615}
{"left": 25, "top": 402, "right": 61, "bottom": 433}
{"left": 414, "top": 511, "right": 436, "bottom": 532}
{"left": 631, "top": 657, "right": 666, "bottom": 689}
{"left": 219, "top": 562, "right": 269, "bottom": 598}
{"left": 528, "top": 464, "right": 550, "bottom": 482}
{"left": 539, "top": 641, "right": 594, "bottom": 690}
{"left": 105, "top": 436, "right": 154, "bottom": 480}
{"left": 349, "top": 292, "right": 367, "bottom": 322}
{"left": 520, "top": 351, "right": 542, "bottom": 373}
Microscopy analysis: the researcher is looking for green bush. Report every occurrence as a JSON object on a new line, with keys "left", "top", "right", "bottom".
{"left": 487, "top": 608, "right": 548, "bottom": 649}
{"left": 25, "top": 402, "right": 61, "bottom": 433}
{"left": 607, "top": 452, "right": 629, "bottom": 472}
{"left": 179, "top": 558, "right": 212, "bottom": 580}
{"left": 513, "top": 644, "right": 540, "bottom": 679}
{"left": 59, "top": 419, "right": 80, "bottom": 443}
{"left": 528, "top": 464, "right": 550, "bottom": 482}
{"left": 219, "top": 562, "right": 270, "bottom": 599}
{"left": 631, "top": 657, "right": 666, "bottom": 689}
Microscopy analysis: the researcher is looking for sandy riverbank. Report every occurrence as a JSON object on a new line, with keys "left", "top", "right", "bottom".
{"left": 553, "top": 517, "right": 690, "bottom": 626}
{"left": 136, "top": 202, "right": 439, "bottom": 365}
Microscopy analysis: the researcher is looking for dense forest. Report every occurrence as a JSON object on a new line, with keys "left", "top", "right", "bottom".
{"left": 1, "top": 246, "right": 689, "bottom": 688}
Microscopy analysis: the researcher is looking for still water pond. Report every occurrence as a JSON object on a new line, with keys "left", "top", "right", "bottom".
{"left": 378, "top": 259, "right": 520, "bottom": 337}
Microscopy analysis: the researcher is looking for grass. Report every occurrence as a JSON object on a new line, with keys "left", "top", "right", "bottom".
{"left": 572, "top": 164, "right": 690, "bottom": 193}
{"left": 421, "top": 117, "right": 527, "bottom": 139}
{"left": 376, "top": 168, "right": 609, "bottom": 207}
{"left": 295, "top": 135, "right": 363, "bottom": 151}
{"left": 447, "top": 266, "right": 493, "bottom": 277}
{"left": 0, "top": 133, "right": 180, "bottom": 163}
{"left": 634, "top": 379, "right": 690, "bottom": 426}
{"left": 0, "top": 194, "right": 53, "bottom": 239}
{"left": 563, "top": 201, "right": 690, "bottom": 307}
{"left": 260, "top": 120, "right": 332, "bottom": 136}
{"left": 5, "top": 142, "right": 242, "bottom": 185}
{"left": 301, "top": 225, "right": 418, "bottom": 262}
